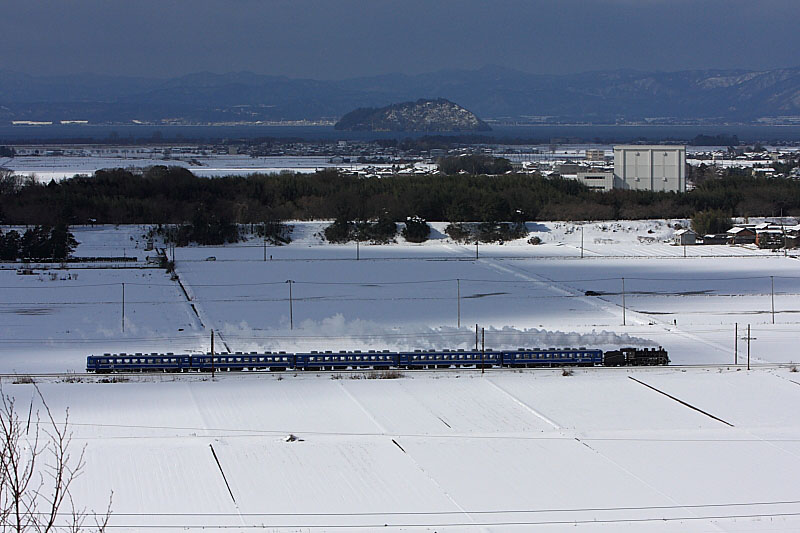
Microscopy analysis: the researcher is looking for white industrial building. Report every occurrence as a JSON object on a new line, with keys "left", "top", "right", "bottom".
{"left": 613, "top": 145, "right": 686, "bottom": 192}
{"left": 575, "top": 170, "right": 614, "bottom": 191}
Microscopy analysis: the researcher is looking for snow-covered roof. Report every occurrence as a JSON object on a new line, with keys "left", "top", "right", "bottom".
{"left": 727, "top": 227, "right": 754, "bottom": 234}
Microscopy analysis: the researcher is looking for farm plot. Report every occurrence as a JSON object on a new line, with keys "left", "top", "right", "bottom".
{"left": 0, "top": 266, "right": 203, "bottom": 372}
{"left": 11, "top": 367, "right": 800, "bottom": 532}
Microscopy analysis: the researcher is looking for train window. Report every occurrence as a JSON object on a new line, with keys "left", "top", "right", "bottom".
{"left": 259, "top": 357, "right": 265, "bottom": 362}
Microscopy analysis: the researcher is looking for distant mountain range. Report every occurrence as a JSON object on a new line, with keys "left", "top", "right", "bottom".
{"left": 2, "top": 65, "right": 800, "bottom": 125}
{"left": 334, "top": 99, "right": 490, "bottom": 132}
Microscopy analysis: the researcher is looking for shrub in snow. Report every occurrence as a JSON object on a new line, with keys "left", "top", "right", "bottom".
{"left": 402, "top": 216, "right": 430, "bottom": 243}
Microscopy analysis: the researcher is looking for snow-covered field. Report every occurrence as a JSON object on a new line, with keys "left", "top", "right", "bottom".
{"left": 0, "top": 154, "right": 393, "bottom": 180}
{"left": 2, "top": 219, "right": 800, "bottom": 531}
{"left": 7, "top": 367, "right": 800, "bottom": 531}
{"left": 2, "top": 220, "right": 799, "bottom": 372}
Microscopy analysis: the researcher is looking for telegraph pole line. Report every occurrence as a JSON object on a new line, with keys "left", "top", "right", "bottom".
{"left": 286, "top": 280, "right": 294, "bottom": 329}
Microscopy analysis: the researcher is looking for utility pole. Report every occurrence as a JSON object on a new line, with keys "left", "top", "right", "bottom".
{"left": 356, "top": 240, "right": 360, "bottom": 261}
{"left": 211, "top": 330, "right": 215, "bottom": 379}
{"left": 683, "top": 244, "right": 686, "bottom": 258}
{"left": 746, "top": 324, "right": 752, "bottom": 370}
{"left": 263, "top": 237, "right": 267, "bottom": 262}
{"left": 287, "top": 280, "right": 294, "bottom": 329}
{"left": 580, "top": 226, "right": 584, "bottom": 259}
{"left": 475, "top": 324, "right": 478, "bottom": 351}
{"left": 771, "top": 275, "right": 775, "bottom": 324}
{"left": 121, "top": 282, "right": 125, "bottom": 332}
{"left": 475, "top": 241, "right": 479, "bottom": 260}
{"left": 457, "top": 278, "right": 461, "bottom": 328}
{"left": 481, "top": 327, "right": 485, "bottom": 375}
{"left": 621, "top": 277, "right": 626, "bottom": 326}
{"left": 734, "top": 322, "right": 738, "bottom": 365}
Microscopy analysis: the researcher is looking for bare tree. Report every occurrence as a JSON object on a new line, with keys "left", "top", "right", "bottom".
{"left": 0, "top": 385, "right": 111, "bottom": 532}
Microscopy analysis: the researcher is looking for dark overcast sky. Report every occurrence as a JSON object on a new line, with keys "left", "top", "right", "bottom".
{"left": 2, "top": 0, "right": 799, "bottom": 79}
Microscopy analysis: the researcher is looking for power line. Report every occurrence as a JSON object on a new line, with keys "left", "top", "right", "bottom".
{"left": 27, "top": 498, "right": 800, "bottom": 517}
{"left": 4, "top": 273, "right": 800, "bottom": 290}
{"left": 29, "top": 510, "right": 800, "bottom": 529}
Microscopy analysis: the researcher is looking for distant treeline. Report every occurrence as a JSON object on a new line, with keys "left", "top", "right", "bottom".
{"left": 2, "top": 166, "right": 800, "bottom": 230}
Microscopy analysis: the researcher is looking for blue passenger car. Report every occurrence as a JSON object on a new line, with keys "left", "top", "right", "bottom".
{"left": 190, "top": 352, "right": 292, "bottom": 371}
{"left": 501, "top": 348, "right": 603, "bottom": 367}
{"left": 399, "top": 349, "right": 499, "bottom": 368}
{"left": 295, "top": 350, "right": 398, "bottom": 370}
{"left": 86, "top": 352, "right": 189, "bottom": 372}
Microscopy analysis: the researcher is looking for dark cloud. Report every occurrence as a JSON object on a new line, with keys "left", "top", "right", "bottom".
{"left": 1, "top": 0, "right": 799, "bottom": 78}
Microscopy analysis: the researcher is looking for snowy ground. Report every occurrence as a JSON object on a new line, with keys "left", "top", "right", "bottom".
{"left": 0, "top": 154, "right": 397, "bottom": 181}
{"left": 2, "top": 220, "right": 800, "bottom": 531}
{"left": 1, "top": 220, "right": 799, "bottom": 372}
{"left": 7, "top": 367, "right": 800, "bottom": 532}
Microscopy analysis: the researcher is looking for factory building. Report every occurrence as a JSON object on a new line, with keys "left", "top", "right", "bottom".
{"left": 613, "top": 145, "right": 686, "bottom": 192}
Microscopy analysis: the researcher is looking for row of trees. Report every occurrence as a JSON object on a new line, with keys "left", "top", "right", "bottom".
{"left": 2, "top": 166, "right": 800, "bottom": 229}
{"left": 445, "top": 222, "right": 528, "bottom": 243}
{"left": 324, "top": 216, "right": 399, "bottom": 244}
{"left": 0, "top": 224, "right": 78, "bottom": 261}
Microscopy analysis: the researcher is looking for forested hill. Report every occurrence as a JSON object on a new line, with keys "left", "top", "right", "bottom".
{"left": 334, "top": 99, "right": 491, "bottom": 132}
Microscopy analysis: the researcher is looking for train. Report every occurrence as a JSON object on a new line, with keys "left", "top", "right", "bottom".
{"left": 86, "top": 346, "right": 669, "bottom": 373}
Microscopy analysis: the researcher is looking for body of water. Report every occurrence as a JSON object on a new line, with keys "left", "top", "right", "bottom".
{"left": 2, "top": 124, "right": 800, "bottom": 143}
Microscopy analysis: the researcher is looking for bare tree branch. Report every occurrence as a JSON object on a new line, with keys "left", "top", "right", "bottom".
{"left": 0, "top": 385, "right": 112, "bottom": 532}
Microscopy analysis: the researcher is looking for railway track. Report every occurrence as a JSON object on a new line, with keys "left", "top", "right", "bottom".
{"left": 0, "top": 363, "right": 794, "bottom": 382}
